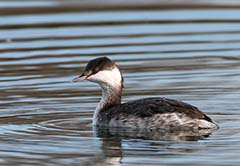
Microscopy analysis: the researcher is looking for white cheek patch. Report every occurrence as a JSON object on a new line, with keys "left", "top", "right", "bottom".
{"left": 87, "top": 67, "right": 122, "bottom": 87}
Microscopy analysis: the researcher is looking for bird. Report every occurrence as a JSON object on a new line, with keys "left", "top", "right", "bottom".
{"left": 72, "top": 57, "right": 218, "bottom": 131}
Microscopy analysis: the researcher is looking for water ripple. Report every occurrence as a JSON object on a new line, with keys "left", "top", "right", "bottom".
{"left": 1, "top": 1, "right": 240, "bottom": 165}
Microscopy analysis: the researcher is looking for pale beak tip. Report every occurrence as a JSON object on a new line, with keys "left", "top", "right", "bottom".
{"left": 71, "top": 78, "right": 78, "bottom": 82}
{"left": 72, "top": 75, "right": 86, "bottom": 82}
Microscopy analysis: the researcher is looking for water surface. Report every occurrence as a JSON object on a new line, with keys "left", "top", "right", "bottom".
{"left": 0, "top": 0, "right": 240, "bottom": 165}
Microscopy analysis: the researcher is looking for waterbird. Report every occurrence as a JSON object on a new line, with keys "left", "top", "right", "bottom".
{"left": 72, "top": 57, "right": 218, "bottom": 132}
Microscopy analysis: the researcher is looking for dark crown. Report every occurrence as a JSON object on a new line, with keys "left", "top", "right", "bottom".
{"left": 85, "top": 57, "right": 115, "bottom": 73}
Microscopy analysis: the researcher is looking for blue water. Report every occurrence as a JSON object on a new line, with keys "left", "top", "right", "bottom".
{"left": 1, "top": 0, "right": 240, "bottom": 165}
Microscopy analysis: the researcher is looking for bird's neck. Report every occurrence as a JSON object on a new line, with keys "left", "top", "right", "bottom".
{"left": 93, "top": 83, "right": 122, "bottom": 125}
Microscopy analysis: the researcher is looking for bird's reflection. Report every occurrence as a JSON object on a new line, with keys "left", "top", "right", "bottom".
{"left": 84, "top": 126, "right": 216, "bottom": 166}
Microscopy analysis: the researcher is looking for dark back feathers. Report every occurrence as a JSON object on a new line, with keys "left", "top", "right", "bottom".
{"left": 102, "top": 97, "right": 213, "bottom": 123}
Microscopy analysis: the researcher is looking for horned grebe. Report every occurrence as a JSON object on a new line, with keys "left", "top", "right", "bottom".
{"left": 72, "top": 57, "right": 218, "bottom": 131}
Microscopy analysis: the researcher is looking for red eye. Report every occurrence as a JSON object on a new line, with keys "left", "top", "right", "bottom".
{"left": 92, "top": 69, "right": 97, "bottom": 74}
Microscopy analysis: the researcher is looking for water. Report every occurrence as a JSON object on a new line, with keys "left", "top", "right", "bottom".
{"left": 1, "top": 0, "right": 240, "bottom": 165}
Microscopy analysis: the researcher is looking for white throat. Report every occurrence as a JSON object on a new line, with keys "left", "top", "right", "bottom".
{"left": 87, "top": 67, "right": 123, "bottom": 125}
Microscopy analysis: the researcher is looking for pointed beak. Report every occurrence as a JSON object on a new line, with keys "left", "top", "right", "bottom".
{"left": 72, "top": 74, "right": 88, "bottom": 82}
